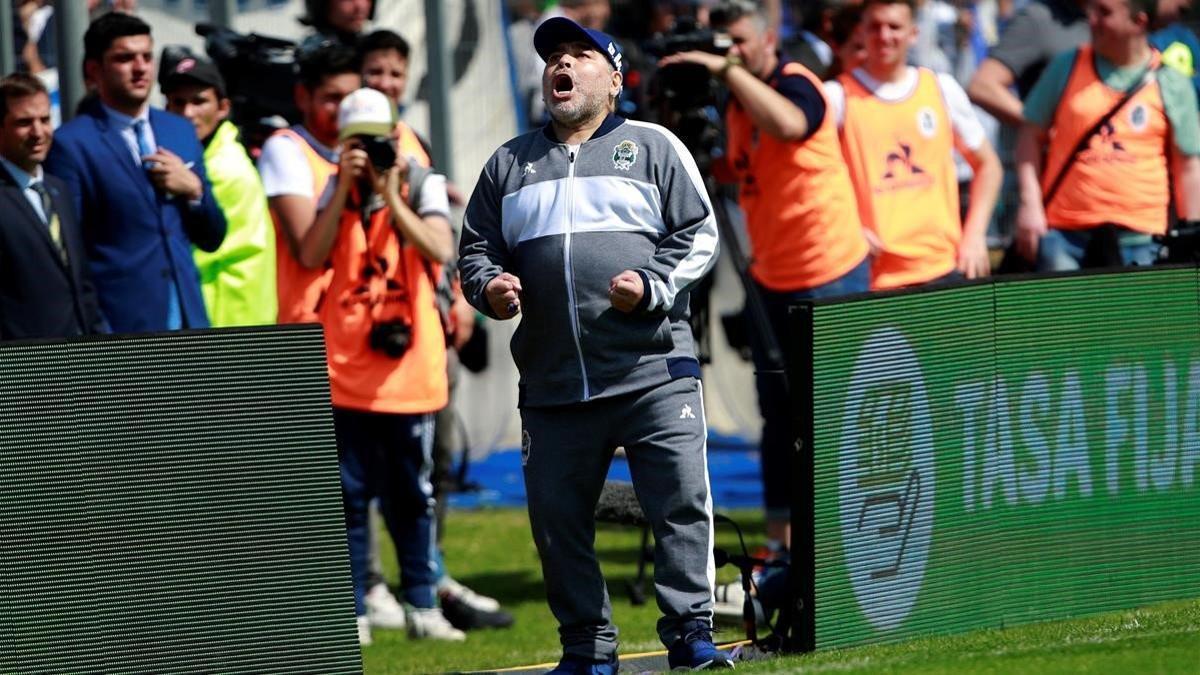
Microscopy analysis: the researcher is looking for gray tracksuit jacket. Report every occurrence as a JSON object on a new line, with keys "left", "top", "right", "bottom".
{"left": 460, "top": 115, "right": 719, "bottom": 407}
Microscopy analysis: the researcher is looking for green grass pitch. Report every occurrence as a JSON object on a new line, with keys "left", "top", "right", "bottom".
{"left": 363, "top": 509, "right": 1200, "bottom": 674}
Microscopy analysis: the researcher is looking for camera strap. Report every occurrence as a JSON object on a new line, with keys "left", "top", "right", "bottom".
{"left": 356, "top": 187, "right": 445, "bottom": 333}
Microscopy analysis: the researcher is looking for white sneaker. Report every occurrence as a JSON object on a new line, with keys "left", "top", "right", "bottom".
{"left": 365, "top": 583, "right": 407, "bottom": 629}
{"left": 407, "top": 607, "right": 467, "bottom": 641}
{"left": 356, "top": 615, "right": 373, "bottom": 646}
{"left": 439, "top": 576, "right": 501, "bottom": 612}
{"left": 713, "top": 580, "right": 767, "bottom": 626}
{"left": 713, "top": 580, "right": 745, "bottom": 619}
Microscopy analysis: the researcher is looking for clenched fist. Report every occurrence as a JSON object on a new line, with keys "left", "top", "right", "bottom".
{"left": 485, "top": 272, "right": 523, "bottom": 319}
{"left": 609, "top": 270, "right": 645, "bottom": 313}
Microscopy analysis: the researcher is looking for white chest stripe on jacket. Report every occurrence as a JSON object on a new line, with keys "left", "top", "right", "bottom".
{"left": 500, "top": 174, "right": 666, "bottom": 250}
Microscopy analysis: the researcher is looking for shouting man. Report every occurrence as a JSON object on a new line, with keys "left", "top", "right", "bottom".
{"left": 459, "top": 17, "right": 729, "bottom": 674}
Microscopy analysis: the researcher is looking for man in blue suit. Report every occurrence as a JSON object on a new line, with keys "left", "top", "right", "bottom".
{"left": 45, "top": 12, "right": 226, "bottom": 333}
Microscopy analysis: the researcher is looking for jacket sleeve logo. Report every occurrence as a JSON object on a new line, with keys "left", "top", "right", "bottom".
{"left": 613, "top": 140, "right": 638, "bottom": 170}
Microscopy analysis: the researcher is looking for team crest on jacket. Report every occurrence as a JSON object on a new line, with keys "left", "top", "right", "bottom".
{"left": 1129, "top": 103, "right": 1148, "bottom": 132}
{"left": 916, "top": 107, "right": 937, "bottom": 138}
{"left": 613, "top": 140, "right": 638, "bottom": 170}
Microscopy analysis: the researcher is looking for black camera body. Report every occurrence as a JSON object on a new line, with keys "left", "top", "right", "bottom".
{"left": 643, "top": 21, "right": 732, "bottom": 60}
{"left": 643, "top": 19, "right": 732, "bottom": 171}
{"left": 368, "top": 319, "right": 414, "bottom": 359}
{"left": 644, "top": 20, "right": 732, "bottom": 112}
{"left": 356, "top": 135, "right": 398, "bottom": 172}
{"left": 196, "top": 23, "right": 301, "bottom": 151}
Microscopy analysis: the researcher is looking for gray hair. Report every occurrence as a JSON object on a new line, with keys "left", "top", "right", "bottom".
{"left": 709, "top": 0, "right": 770, "bottom": 32}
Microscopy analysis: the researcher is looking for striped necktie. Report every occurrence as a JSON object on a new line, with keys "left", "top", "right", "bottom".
{"left": 30, "top": 180, "right": 66, "bottom": 263}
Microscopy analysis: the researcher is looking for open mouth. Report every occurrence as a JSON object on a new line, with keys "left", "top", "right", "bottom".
{"left": 551, "top": 73, "right": 575, "bottom": 98}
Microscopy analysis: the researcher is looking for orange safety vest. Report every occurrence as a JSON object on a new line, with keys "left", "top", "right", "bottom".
{"left": 269, "top": 128, "right": 338, "bottom": 324}
{"left": 838, "top": 68, "right": 961, "bottom": 290}
{"left": 1043, "top": 46, "right": 1170, "bottom": 234}
{"left": 726, "top": 62, "right": 868, "bottom": 292}
{"left": 322, "top": 193, "right": 448, "bottom": 413}
{"left": 396, "top": 120, "right": 431, "bottom": 168}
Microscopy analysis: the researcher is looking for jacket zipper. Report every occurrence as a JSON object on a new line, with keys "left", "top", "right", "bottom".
{"left": 564, "top": 148, "right": 591, "bottom": 400}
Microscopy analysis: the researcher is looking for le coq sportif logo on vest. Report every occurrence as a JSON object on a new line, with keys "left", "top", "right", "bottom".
{"left": 876, "top": 143, "right": 933, "bottom": 194}
{"left": 838, "top": 328, "right": 936, "bottom": 631}
{"left": 1078, "top": 120, "right": 1136, "bottom": 164}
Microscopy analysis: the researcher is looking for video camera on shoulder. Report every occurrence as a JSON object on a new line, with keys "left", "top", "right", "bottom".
{"left": 195, "top": 23, "right": 301, "bottom": 152}
{"left": 643, "top": 17, "right": 732, "bottom": 111}
{"left": 643, "top": 18, "right": 732, "bottom": 60}
{"left": 643, "top": 18, "right": 732, "bottom": 171}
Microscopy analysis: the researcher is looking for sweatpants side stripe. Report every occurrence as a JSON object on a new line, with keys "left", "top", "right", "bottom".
{"left": 697, "top": 380, "right": 716, "bottom": 619}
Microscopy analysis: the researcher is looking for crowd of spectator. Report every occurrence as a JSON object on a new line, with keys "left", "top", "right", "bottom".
{"left": 1, "top": 0, "right": 1198, "bottom": 660}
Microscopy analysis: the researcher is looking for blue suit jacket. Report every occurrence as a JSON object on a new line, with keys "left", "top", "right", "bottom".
{"left": 44, "top": 101, "right": 226, "bottom": 332}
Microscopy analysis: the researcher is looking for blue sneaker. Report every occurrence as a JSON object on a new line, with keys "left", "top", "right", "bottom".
{"left": 547, "top": 652, "right": 619, "bottom": 674}
{"left": 667, "top": 622, "right": 734, "bottom": 670}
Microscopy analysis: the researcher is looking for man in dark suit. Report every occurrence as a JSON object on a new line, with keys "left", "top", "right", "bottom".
{"left": 0, "top": 73, "right": 105, "bottom": 340}
{"left": 45, "top": 12, "right": 226, "bottom": 333}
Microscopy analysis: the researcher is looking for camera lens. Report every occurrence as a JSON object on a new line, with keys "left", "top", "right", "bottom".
{"left": 369, "top": 320, "right": 413, "bottom": 359}
{"left": 357, "top": 135, "right": 396, "bottom": 172}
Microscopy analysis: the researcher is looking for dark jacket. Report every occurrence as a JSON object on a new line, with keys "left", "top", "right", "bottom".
{"left": 0, "top": 163, "right": 106, "bottom": 340}
{"left": 460, "top": 115, "right": 719, "bottom": 407}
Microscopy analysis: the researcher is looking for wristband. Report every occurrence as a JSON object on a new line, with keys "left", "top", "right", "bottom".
{"left": 719, "top": 54, "right": 743, "bottom": 80}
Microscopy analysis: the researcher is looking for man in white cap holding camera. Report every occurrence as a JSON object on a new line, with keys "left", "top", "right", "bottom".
{"left": 460, "top": 16, "right": 729, "bottom": 673}
{"left": 312, "top": 86, "right": 459, "bottom": 645}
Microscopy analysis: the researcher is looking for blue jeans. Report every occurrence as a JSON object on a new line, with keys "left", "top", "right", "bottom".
{"left": 1037, "top": 228, "right": 1158, "bottom": 272}
{"left": 749, "top": 257, "right": 871, "bottom": 520}
{"left": 334, "top": 408, "right": 438, "bottom": 616}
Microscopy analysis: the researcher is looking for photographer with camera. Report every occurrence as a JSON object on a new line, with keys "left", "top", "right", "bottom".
{"left": 659, "top": 0, "right": 870, "bottom": 577}
{"left": 357, "top": 28, "right": 514, "bottom": 635}
{"left": 313, "top": 86, "right": 459, "bottom": 645}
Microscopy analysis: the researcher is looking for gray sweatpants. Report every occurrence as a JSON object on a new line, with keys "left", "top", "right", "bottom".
{"left": 520, "top": 377, "right": 716, "bottom": 660}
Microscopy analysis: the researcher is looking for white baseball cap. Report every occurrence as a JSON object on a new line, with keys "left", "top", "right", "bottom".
{"left": 337, "top": 87, "right": 397, "bottom": 141}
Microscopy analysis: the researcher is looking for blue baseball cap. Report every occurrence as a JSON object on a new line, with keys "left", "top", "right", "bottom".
{"left": 534, "top": 17, "right": 624, "bottom": 73}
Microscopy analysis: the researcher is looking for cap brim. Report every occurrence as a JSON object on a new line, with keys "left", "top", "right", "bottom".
{"left": 161, "top": 72, "right": 224, "bottom": 96}
{"left": 339, "top": 121, "right": 394, "bottom": 141}
{"left": 534, "top": 16, "right": 604, "bottom": 63}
